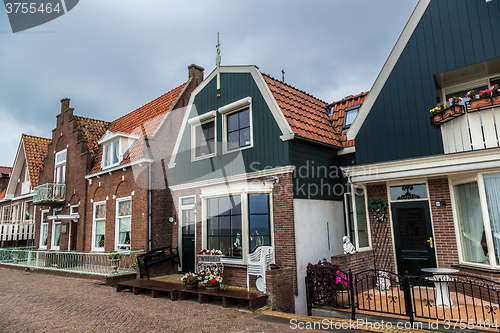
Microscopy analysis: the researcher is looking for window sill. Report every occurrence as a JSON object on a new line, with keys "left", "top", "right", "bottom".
{"left": 192, "top": 152, "right": 217, "bottom": 162}
{"left": 223, "top": 143, "right": 253, "bottom": 155}
{"left": 451, "top": 263, "right": 500, "bottom": 273}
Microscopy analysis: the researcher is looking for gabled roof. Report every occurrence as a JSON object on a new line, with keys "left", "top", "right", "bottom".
{"left": 328, "top": 92, "right": 369, "bottom": 148}
{"left": 22, "top": 134, "right": 51, "bottom": 187}
{"left": 74, "top": 116, "right": 110, "bottom": 160}
{"left": 90, "top": 82, "right": 187, "bottom": 174}
{"left": 263, "top": 74, "right": 343, "bottom": 148}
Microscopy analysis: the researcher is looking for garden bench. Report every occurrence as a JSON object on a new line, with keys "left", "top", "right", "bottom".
{"left": 136, "top": 246, "right": 179, "bottom": 280}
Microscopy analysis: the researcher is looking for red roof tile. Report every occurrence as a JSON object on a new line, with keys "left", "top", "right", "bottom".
{"left": 22, "top": 134, "right": 51, "bottom": 187}
{"left": 74, "top": 116, "right": 110, "bottom": 160}
{"left": 328, "top": 92, "right": 368, "bottom": 147}
{"left": 90, "top": 82, "right": 186, "bottom": 174}
{"left": 262, "top": 74, "right": 343, "bottom": 147}
{"left": 0, "top": 188, "right": 6, "bottom": 200}
{"left": 0, "top": 166, "right": 12, "bottom": 175}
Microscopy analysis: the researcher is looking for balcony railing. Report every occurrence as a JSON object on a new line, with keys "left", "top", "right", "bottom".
{"left": 440, "top": 103, "right": 500, "bottom": 154}
{"left": 33, "top": 183, "right": 66, "bottom": 206}
{"left": 0, "top": 222, "right": 35, "bottom": 241}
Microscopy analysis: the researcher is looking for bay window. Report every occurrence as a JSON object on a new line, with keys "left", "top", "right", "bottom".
{"left": 115, "top": 197, "right": 131, "bottom": 250}
{"left": 453, "top": 172, "right": 500, "bottom": 267}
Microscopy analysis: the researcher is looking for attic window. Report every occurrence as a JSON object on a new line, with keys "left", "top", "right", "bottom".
{"left": 343, "top": 105, "right": 361, "bottom": 129}
{"left": 103, "top": 140, "right": 120, "bottom": 168}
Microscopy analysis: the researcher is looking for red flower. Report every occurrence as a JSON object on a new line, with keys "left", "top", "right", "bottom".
{"left": 210, "top": 278, "right": 216, "bottom": 284}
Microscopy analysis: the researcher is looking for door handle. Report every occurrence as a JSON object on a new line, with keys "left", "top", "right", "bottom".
{"left": 427, "top": 237, "right": 433, "bottom": 249}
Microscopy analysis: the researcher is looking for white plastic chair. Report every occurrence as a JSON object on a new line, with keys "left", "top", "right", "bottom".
{"left": 246, "top": 246, "right": 274, "bottom": 293}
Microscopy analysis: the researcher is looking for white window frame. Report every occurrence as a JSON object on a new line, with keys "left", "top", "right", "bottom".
{"left": 54, "top": 149, "right": 67, "bottom": 184}
{"left": 39, "top": 209, "right": 49, "bottom": 249}
{"left": 102, "top": 139, "right": 121, "bottom": 169}
{"left": 219, "top": 97, "right": 253, "bottom": 154}
{"left": 1, "top": 206, "right": 10, "bottom": 223}
{"left": 51, "top": 220, "right": 61, "bottom": 250}
{"left": 344, "top": 184, "right": 372, "bottom": 251}
{"left": 189, "top": 111, "right": 217, "bottom": 162}
{"left": 70, "top": 205, "right": 79, "bottom": 215}
{"left": 115, "top": 196, "right": 132, "bottom": 251}
{"left": 450, "top": 170, "right": 500, "bottom": 270}
{"left": 23, "top": 201, "right": 33, "bottom": 222}
{"left": 201, "top": 186, "right": 274, "bottom": 265}
{"left": 92, "top": 201, "right": 106, "bottom": 252}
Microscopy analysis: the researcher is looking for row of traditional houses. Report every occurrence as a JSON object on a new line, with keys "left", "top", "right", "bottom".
{"left": 1, "top": 0, "right": 500, "bottom": 316}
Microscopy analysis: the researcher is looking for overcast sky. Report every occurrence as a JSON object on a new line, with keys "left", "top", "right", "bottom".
{"left": 0, "top": 0, "right": 419, "bottom": 167}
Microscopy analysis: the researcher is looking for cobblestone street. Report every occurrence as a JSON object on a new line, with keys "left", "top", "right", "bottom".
{"left": 0, "top": 267, "right": 326, "bottom": 332}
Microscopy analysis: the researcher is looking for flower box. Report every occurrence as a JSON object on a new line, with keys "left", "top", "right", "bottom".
{"left": 430, "top": 105, "right": 465, "bottom": 127}
{"left": 197, "top": 254, "right": 224, "bottom": 263}
{"left": 468, "top": 94, "right": 500, "bottom": 110}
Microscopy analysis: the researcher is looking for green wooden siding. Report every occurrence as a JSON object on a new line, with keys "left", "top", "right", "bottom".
{"left": 171, "top": 73, "right": 289, "bottom": 185}
{"left": 290, "top": 140, "right": 342, "bottom": 201}
{"left": 356, "top": 0, "right": 500, "bottom": 165}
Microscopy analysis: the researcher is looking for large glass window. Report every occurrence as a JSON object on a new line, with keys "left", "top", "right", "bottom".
{"left": 226, "top": 108, "right": 251, "bottom": 151}
{"left": 116, "top": 198, "right": 131, "bottom": 250}
{"left": 93, "top": 202, "right": 106, "bottom": 251}
{"left": 453, "top": 172, "right": 500, "bottom": 267}
{"left": 207, "top": 196, "right": 242, "bottom": 258}
{"left": 248, "top": 194, "right": 271, "bottom": 252}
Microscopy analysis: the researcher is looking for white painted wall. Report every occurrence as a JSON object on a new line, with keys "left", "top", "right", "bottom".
{"left": 293, "top": 199, "right": 345, "bottom": 315}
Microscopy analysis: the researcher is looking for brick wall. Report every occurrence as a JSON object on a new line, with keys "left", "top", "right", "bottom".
{"left": 266, "top": 267, "right": 295, "bottom": 313}
{"left": 366, "top": 183, "right": 395, "bottom": 271}
{"left": 332, "top": 250, "right": 375, "bottom": 275}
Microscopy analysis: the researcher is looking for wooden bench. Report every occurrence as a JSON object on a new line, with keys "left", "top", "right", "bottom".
{"left": 136, "top": 246, "right": 179, "bottom": 280}
{"left": 116, "top": 279, "right": 267, "bottom": 310}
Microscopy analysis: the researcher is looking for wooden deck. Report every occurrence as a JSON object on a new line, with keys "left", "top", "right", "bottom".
{"left": 116, "top": 279, "right": 267, "bottom": 310}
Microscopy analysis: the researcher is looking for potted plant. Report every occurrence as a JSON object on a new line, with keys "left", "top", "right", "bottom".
{"left": 181, "top": 272, "right": 201, "bottom": 290}
{"left": 334, "top": 270, "right": 350, "bottom": 308}
{"left": 368, "top": 198, "right": 387, "bottom": 222}
{"left": 109, "top": 252, "right": 121, "bottom": 273}
{"left": 468, "top": 85, "right": 500, "bottom": 109}
{"left": 429, "top": 98, "right": 464, "bottom": 126}
{"left": 201, "top": 268, "right": 223, "bottom": 292}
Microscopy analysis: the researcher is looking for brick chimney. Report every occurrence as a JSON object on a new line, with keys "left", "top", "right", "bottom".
{"left": 188, "top": 64, "right": 204, "bottom": 86}
{"left": 60, "top": 98, "right": 70, "bottom": 113}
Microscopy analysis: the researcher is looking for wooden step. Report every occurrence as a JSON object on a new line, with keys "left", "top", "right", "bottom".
{"left": 116, "top": 279, "right": 267, "bottom": 310}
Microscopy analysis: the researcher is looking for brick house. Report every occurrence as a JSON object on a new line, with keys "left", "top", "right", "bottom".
{"left": 0, "top": 135, "right": 50, "bottom": 247}
{"left": 33, "top": 100, "right": 109, "bottom": 251}
{"left": 83, "top": 64, "right": 204, "bottom": 253}
{"left": 167, "top": 65, "right": 355, "bottom": 314}
{"left": 342, "top": 0, "right": 500, "bottom": 282}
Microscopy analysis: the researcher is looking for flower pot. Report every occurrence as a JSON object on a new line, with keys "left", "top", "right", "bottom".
{"left": 430, "top": 105, "right": 465, "bottom": 127}
{"left": 469, "top": 98, "right": 493, "bottom": 110}
{"left": 335, "top": 290, "right": 350, "bottom": 308}
{"left": 205, "top": 285, "right": 220, "bottom": 293}
{"left": 185, "top": 283, "right": 198, "bottom": 290}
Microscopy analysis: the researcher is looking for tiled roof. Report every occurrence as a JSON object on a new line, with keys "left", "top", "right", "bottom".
{"left": 0, "top": 166, "right": 12, "bottom": 176}
{"left": 74, "top": 116, "right": 110, "bottom": 160}
{"left": 90, "top": 82, "right": 187, "bottom": 174}
{"left": 22, "top": 134, "right": 51, "bottom": 187}
{"left": 0, "top": 188, "right": 6, "bottom": 200}
{"left": 262, "top": 74, "right": 343, "bottom": 148}
{"left": 328, "top": 92, "right": 368, "bottom": 147}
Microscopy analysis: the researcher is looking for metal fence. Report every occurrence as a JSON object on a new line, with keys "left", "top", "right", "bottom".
{"left": 0, "top": 247, "right": 143, "bottom": 277}
{"left": 306, "top": 268, "right": 500, "bottom": 330}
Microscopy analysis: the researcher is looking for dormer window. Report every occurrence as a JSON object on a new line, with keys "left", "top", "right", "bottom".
{"left": 343, "top": 105, "right": 361, "bottom": 130}
{"left": 103, "top": 140, "right": 120, "bottom": 168}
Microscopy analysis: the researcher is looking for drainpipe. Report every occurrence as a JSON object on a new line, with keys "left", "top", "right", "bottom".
{"left": 148, "top": 163, "right": 152, "bottom": 251}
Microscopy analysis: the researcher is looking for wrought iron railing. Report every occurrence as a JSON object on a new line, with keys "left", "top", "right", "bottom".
{"left": 33, "top": 183, "right": 66, "bottom": 205}
{"left": 0, "top": 248, "right": 143, "bottom": 276}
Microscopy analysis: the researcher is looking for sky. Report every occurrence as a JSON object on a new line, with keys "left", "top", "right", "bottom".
{"left": 0, "top": 0, "right": 419, "bottom": 167}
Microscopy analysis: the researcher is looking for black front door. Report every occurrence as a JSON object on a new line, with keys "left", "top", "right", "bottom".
{"left": 392, "top": 201, "right": 436, "bottom": 276}
{"left": 181, "top": 208, "right": 195, "bottom": 273}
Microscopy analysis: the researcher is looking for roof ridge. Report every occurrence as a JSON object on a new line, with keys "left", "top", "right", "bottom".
{"left": 74, "top": 115, "right": 111, "bottom": 125}
{"left": 110, "top": 81, "right": 187, "bottom": 125}
{"left": 261, "top": 73, "right": 327, "bottom": 105}
{"left": 21, "top": 133, "right": 51, "bottom": 142}
{"left": 329, "top": 91, "right": 369, "bottom": 106}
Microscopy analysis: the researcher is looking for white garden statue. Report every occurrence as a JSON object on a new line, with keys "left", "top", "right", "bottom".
{"left": 343, "top": 236, "right": 356, "bottom": 254}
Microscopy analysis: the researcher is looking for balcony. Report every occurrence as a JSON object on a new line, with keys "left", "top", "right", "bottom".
{"left": 33, "top": 183, "right": 66, "bottom": 206}
{"left": 435, "top": 100, "right": 500, "bottom": 154}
